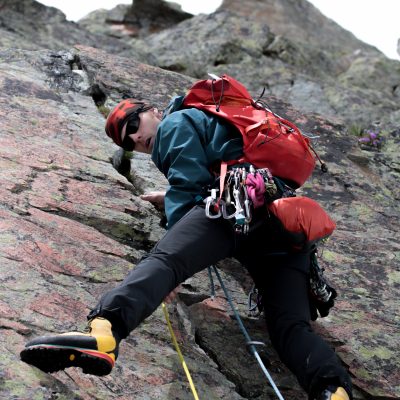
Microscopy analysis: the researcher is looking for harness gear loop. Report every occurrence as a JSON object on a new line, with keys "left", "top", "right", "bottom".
{"left": 205, "top": 165, "right": 297, "bottom": 234}
{"left": 162, "top": 302, "right": 200, "bottom": 400}
{"left": 206, "top": 164, "right": 291, "bottom": 235}
{"left": 209, "top": 266, "right": 285, "bottom": 400}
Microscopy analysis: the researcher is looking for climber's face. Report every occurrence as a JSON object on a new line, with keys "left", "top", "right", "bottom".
{"left": 120, "top": 108, "right": 162, "bottom": 154}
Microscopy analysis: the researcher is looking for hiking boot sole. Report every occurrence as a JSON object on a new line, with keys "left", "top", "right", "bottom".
{"left": 20, "top": 344, "right": 114, "bottom": 376}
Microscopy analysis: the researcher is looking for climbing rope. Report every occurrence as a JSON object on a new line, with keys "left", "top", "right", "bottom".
{"left": 162, "top": 264, "right": 286, "bottom": 399}
{"left": 209, "top": 266, "right": 285, "bottom": 400}
{"left": 162, "top": 302, "right": 200, "bottom": 400}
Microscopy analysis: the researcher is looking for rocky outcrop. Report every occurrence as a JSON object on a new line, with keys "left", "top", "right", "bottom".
{"left": 79, "top": 0, "right": 192, "bottom": 39}
{"left": 218, "top": 0, "right": 378, "bottom": 57}
{"left": 78, "top": 5, "right": 133, "bottom": 39}
{"left": 128, "top": 9, "right": 400, "bottom": 130}
{"left": 0, "top": 0, "right": 131, "bottom": 53}
{"left": 6, "top": 0, "right": 395, "bottom": 131}
{"left": 123, "top": 0, "right": 192, "bottom": 36}
{"left": 0, "top": 1, "right": 399, "bottom": 399}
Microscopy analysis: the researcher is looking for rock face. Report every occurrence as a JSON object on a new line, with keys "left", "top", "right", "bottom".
{"left": 0, "top": 1, "right": 399, "bottom": 399}
{"left": 123, "top": 0, "right": 193, "bottom": 36}
{"left": 0, "top": 0, "right": 131, "bottom": 53}
{"left": 79, "top": 0, "right": 192, "bottom": 39}
{"left": 218, "top": 0, "right": 375, "bottom": 55}
{"left": 129, "top": 7, "right": 399, "bottom": 130}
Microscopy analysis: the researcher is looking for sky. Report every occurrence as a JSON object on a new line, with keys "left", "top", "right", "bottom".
{"left": 37, "top": 0, "right": 400, "bottom": 60}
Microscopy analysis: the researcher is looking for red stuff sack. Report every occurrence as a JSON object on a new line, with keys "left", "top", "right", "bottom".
{"left": 267, "top": 196, "right": 336, "bottom": 249}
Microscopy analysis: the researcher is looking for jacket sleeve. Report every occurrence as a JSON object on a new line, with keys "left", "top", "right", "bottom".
{"left": 152, "top": 109, "right": 216, "bottom": 228}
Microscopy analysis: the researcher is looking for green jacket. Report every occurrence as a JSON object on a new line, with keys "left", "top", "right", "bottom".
{"left": 151, "top": 96, "right": 243, "bottom": 228}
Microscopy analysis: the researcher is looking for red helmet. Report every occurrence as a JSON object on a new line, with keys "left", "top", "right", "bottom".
{"left": 105, "top": 99, "right": 152, "bottom": 147}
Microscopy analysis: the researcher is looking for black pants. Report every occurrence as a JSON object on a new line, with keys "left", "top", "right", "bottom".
{"left": 90, "top": 206, "right": 352, "bottom": 398}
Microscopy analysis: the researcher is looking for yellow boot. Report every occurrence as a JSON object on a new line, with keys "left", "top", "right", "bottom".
{"left": 318, "top": 386, "right": 350, "bottom": 400}
{"left": 20, "top": 317, "right": 119, "bottom": 376}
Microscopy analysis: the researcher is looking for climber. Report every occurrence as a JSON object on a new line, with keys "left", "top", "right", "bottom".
{"left": 21, "top": 95, "right": 353, "bottom": 400}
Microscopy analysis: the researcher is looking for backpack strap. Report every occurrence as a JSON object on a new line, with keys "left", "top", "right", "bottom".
{"left": 218, "top": 161, "right": 228, "bottom": 205}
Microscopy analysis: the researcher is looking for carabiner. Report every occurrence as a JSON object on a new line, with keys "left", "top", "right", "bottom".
{"left": 244, "top": 199, "right": 252, "bottom": 221}
{"left": 233, "top": 188, "right": 244, "bottom": 214}
{"left": 205, "top": 196, "right": 221, "bottom": 219}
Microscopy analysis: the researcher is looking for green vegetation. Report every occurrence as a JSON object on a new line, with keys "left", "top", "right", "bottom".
{"left": 348, "top": 124, "right": 364, "bottom": 137}
{"left": 349, "top": 125, "right": 385, "bottom": 150}
{"left": 97, "top": 105, "right": 111, "bottom": 118}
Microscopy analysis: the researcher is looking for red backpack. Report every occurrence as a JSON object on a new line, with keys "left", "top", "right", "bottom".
{"left": 182, "top": 74, "right": 318, "bottom": 188}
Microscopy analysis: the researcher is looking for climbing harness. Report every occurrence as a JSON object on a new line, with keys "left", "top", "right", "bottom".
{"left": 208, "top": 266, "right": 285, "bottom": 400}
{"left": 162, "top": 302, "right": 200, "bottom": 400}
{"left": 204, "top": 165, "right": 295, "bottom": 234}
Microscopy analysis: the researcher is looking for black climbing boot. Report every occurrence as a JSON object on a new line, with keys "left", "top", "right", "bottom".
{"left": 317, "top": 386, "right": 350, "bottom": 400}
{"left": 20, "top": 317, "right": 119, "bottom": 376}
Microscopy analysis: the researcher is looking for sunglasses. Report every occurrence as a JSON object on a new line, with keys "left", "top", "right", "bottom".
{"left": 121, "top": 114, "right": 140, "bottom": 151}
{"left": 120, "top": 104, "right": 153, "bottom": 151}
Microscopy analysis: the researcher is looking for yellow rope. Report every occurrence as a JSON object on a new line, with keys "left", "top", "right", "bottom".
{"left": 161, "top": 302, "right": 200, "bottom": 400}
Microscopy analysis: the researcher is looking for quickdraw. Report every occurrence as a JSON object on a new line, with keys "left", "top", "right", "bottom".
{"left": 204, "top": 165, "right": 294, "bottom": 234}
{"left": 205, "top": 167, "right": 252, "bottom": 234}
{"left": 310, "top": 256, "right": 333, "bottom": 303}
{"left": 307, "top": 247, "right": 338, "bottom": 320}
